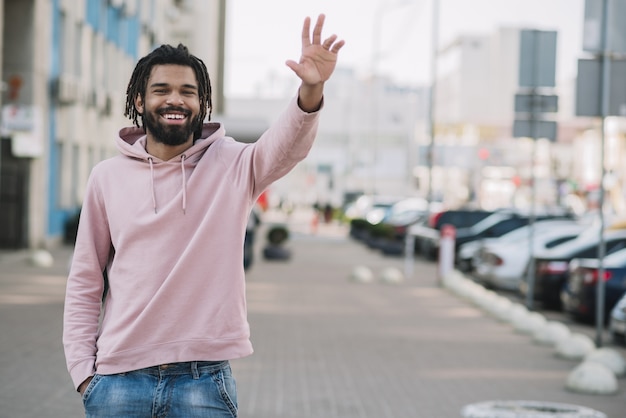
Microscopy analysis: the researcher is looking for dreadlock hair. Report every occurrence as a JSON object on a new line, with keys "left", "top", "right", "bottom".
{"left": 124, "top": 43, "right": 212, "bottom": 140}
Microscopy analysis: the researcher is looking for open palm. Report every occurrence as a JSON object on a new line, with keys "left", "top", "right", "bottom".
{"left": 286, "top": 15, "right": 345, "bottom": 86}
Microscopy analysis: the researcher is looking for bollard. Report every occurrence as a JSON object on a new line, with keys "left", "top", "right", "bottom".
{"left": 404, "top": 232, "right": 415, "bottom": 279}
{"left": 461, "top": 400, "right": 607, "bottom": 418}
{"left": 438, "top": 224, "right": 456, "bottom": 284}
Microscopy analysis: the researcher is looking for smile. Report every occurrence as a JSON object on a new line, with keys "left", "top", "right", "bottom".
{"left": 162, "top": 113, "right": 187, "bottom": 120}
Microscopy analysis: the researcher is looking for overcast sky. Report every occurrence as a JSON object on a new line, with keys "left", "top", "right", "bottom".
{"left": 224, "top": 0, "right": 585, "bottom": 97}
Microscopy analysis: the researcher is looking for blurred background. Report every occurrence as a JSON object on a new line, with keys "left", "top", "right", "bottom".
{"left": 0, "top": 0, "right": 623, "bottom": 251}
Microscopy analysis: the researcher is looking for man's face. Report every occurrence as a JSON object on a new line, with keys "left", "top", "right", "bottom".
{"left": 135, "top": 64, "right": 201, "bottom": 146}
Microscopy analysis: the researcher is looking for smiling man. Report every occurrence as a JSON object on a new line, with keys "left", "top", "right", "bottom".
{"left": 136, "top": 65, "right": 202, "bottom": 152}
{"left": 63, "top": 15, "right": 344, "bottom": 417}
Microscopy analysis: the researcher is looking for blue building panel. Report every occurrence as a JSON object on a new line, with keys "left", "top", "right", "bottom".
{"left": 47, "top": 0, "right": 148, "bottom": 239}
{"left": 86, "top": 0, "right": 100, "bottom": 29}
{"left": 125, "top": 15, "right": 140, "bottom": 57}
{"left": 106, "top": 5, "right": 120, "bottom": 46}
{"left": 47, "top": 0, "right": 63, "bottom": 237}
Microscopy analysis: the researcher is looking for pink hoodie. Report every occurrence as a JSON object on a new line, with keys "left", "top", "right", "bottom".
{"left": 63, "top": 97, "right": 320, "bottom": 389}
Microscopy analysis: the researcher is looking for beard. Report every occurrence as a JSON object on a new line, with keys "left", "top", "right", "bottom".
{"left": 142, "top": 106, "right": 200, "bottom": 146}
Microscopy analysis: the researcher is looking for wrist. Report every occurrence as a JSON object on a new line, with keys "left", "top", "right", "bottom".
{"left": 297, "top": 83, "right": 324, "bottom": 112}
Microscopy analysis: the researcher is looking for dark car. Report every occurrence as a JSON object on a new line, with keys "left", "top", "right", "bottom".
{"left": 244, "top": 208, "right": 261, "bottom": 270}
{"left": 521, "top": 227, "right": 626, "bottom": 310}
{"left": 366, "top": 197, "right": 430, "bottom": 255}
{"left": 409, "top": 208, "right": 494, "bottom": 260}
{"left": 561, "top": 247, "right": 626, "bottom": 323}
{"left": 346, "top": 195, "right": 403, "bottom": 242}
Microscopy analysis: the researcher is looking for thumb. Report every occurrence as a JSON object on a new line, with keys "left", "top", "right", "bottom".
{"left": 285, "top": 60, "right": 299, "bottom": 72}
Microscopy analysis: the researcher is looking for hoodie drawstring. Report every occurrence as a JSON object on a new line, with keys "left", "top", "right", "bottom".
{"left": 146, "top": 155, "right": 188, "bottom": 214}
{"left": 148, "top": 157, "right": 157, "bottom": 213}
{"left": 181, "top": 155, "right": 187, "bottom": 214}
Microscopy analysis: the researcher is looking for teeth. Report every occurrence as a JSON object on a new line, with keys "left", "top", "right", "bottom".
{"left": 164, "top": 114, "right": 185, "bottom": 120}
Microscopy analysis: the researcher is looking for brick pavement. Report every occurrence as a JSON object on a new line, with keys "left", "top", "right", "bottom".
{"left": 235, "top": 227, "right": 624, "bottom": 418}
{"left": 0, "top": 222, "right": 624, "bottom": 417}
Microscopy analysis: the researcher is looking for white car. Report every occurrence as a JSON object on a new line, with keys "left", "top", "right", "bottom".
{"left": 456, "top": 218, "right": 581, "bottom": 274}
{"left": 609, "top": 292, "right": 626, "bottom": 345}
{"left": 472, "top": 220, "right": 585, "bottom": 291}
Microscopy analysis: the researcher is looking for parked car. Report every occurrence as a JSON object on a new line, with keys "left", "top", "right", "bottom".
{"left": 452, "top": 209, "right": 574, "bottom": 271}
{"left": 609, "top": 293, "right": 626, "bottom": 344}
{"left": 561, "top": 247, "right": 626, "bottom": 323}
{"left": 521, "top": 227, "right": 626, "bottom": 310}
{"left": 409, "top": 208, "right": 494, "bottom": 260}
{"left": 366, "top": 197, "right": 431, "bottom": 254}
{"left": 346, "top": 195, "right": 403, "bottom": 242}
{"left": 244, "top": 207, "right": 262, "bottom": 270}
{"left": 472, "top": 220, "right": 584, "bottom": 290}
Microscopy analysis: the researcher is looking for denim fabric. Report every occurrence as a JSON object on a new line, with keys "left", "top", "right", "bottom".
{"left": 82, "top": 361, "right": 237, "bottom": 417}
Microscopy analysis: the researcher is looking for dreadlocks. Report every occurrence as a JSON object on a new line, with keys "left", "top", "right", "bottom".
{"left": 124, "top": 44, "right": 212, "bottom": 139}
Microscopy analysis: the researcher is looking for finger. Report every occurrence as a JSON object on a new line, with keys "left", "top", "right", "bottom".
{"left": 312, "top": 14, "right": 325, "bottom": 45}
{"left": 323, "top": 34, "right": 338, "bottom": 50}
{"left": 330, "top": 39, "right": 345, "bottom": 53}
{"left": 301, "top": 16, "right": 312, "bottom": 47}
{"left": 285, "top": 59, "right": 299, "bottom": 72}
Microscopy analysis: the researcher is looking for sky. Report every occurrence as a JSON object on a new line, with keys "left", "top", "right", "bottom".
{"left": 224, "top": 0, "right": 585, "bottom": 97}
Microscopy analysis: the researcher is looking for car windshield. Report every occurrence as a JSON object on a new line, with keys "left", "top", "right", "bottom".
{"left": 603, "top": 247, "right": 626, "bottom": 266}
{"left": 468, "top": 212, "right": 509, "bottom": 233}
{"left": 499, "top": 220, "right": 579, "bottom": 242}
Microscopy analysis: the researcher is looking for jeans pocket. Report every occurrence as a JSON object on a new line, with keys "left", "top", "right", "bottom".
{"left": 211, "top": 366, "right": 238, "bottom": 417}
{"left": 81, "top": 374, "right": 102, "bottom": 403}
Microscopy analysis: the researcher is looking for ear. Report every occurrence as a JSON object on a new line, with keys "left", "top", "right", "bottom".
{"left": 134, "top": 94, "right": 144, "bottom": 115}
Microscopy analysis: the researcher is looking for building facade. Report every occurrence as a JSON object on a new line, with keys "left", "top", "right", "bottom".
{"left": 0, "top": 0, "right": 224, "bottom": 249}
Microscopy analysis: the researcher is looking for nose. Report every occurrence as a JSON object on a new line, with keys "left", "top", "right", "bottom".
{"left": 166, "top": 91, "right": 184, "bottom": 105}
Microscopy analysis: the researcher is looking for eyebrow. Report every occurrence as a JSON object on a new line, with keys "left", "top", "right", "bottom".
{"left": 149, "top": 82, "right": 198, "bottom": 90}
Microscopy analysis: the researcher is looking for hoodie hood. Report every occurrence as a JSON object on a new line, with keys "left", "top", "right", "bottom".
{"left": 115, "top": 122, "right": 225, "bottom": 162}
{"left": 114, "top": 122, "right": 226, "bottom": 213}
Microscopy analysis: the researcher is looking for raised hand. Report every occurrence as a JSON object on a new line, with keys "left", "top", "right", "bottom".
{"left": 286, "top": 14, "right": 345, "bottom": 94}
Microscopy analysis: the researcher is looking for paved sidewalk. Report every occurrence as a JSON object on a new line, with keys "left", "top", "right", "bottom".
{"left": 0, "top": 245, "right": 79, "bottom": 418}
{"left": 0, "top": 223, "right": 623, "bottom": 417}
{"left": 235, "top": 229, "right": 624, "bottom": 417}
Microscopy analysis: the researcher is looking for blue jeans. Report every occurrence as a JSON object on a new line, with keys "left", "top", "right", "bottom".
{"left": 82, "top": 361, "right": 237, "bottom": 417}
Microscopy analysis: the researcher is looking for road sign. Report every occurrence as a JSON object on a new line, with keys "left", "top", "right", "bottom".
{"left": 518, "top": 30, "right": 557, "bottom": 88}
{"left": 576, "top": 58, "right": 626, "bottom": 117}
{"left": 513, "top": 119, "right": 557, "bottom": 141}
{"left": 514, "top": 93, "right": 558, "bottom": 114}
{"left": 583, "top": 0, "right": 626, "bottom": 54}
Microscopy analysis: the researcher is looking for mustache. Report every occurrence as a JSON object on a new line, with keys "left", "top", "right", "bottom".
{"left": 158, "top": 106, "right": 192, "bottom": 116}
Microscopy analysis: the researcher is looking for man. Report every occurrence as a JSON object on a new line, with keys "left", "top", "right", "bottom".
{"left": 63, "top": 14, "right": 344, "bottom": 417}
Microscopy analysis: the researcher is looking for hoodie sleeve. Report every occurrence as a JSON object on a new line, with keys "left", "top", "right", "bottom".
{"left": 247, "top": 96, "right": 321, "bottom": 197}
{"left": 62, "top": 166, "right": 112, "bottom": 390}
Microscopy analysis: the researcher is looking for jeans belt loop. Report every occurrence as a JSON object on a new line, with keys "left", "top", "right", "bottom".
{"left": 191, "top": 361, "right": 200, "bottom": 379}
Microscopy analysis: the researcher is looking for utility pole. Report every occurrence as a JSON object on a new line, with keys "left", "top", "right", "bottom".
{"left": 576, "top": 0, "right": 626, "bottom": 346}
{"left": 594, "top": 0, "right": 611, "bottom": 347}
{"left": 427, "top": 0, "right": 439, "bottom": 208}
{"left": 513, "top": 30, "right": 558, "bottom": 310}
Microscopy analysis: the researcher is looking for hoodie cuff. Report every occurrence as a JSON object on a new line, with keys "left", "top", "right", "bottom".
{"left": 296, "top": 95, "right": 324, "bottom": 114}
{"left": 70, "top": 359, "right": 96, "bottom": 391}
